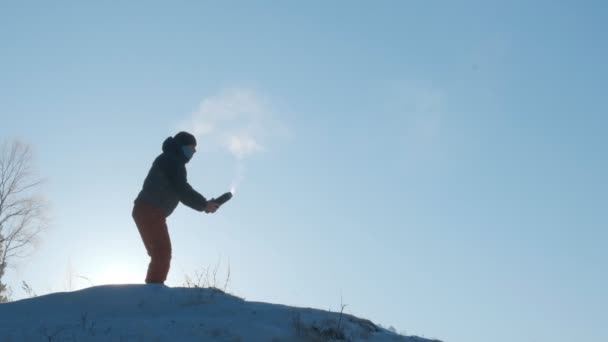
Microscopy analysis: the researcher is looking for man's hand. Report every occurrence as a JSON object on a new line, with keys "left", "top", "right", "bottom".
{"left": 204, "top": 201, "right": 220, "bottom": 213}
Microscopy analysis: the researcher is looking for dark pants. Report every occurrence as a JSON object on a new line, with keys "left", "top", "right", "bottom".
{"left": 132, "top": 201, "right": 172, "bottom": 284}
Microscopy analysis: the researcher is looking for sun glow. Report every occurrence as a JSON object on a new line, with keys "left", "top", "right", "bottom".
{"left": 91, "top": 262, "right": 142, "bottom": 286}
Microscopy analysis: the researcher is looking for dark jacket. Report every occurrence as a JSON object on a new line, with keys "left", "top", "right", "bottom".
{"left": 135, "top": 137, "right": 208, "bottom": 217}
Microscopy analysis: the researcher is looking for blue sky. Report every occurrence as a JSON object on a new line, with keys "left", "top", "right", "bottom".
{"left": 1, "top": 1, "right": 607, "bottom": 341}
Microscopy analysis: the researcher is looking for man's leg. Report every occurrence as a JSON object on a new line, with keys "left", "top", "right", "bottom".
{"left": 132, "top": 202, "right": 172, "bottom": 284}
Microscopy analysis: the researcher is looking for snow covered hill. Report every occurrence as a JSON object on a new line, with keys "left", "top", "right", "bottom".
{"left": 0, "top": 285, "right": 441, "bottom": 342}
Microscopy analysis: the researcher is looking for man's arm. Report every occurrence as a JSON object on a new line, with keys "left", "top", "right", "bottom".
{"left": 165, "top": 161, "right": 208, "bottom": 211}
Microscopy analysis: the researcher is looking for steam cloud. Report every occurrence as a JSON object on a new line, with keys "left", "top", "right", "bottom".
{"left": 180, "top": 88, "right": 286, "bottom": 193}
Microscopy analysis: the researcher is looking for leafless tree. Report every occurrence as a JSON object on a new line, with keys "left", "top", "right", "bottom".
{"left": 0, "top": 140, "right": 48, "bottom": 301}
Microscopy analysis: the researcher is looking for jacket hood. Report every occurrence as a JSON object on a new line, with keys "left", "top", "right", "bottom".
{"left": 162, "top": 137, "right": 188, "bottom": 163}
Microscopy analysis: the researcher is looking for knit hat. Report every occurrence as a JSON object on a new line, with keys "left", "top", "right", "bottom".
{"left": 174, "top": 131, "right": 197, "bottom": 146}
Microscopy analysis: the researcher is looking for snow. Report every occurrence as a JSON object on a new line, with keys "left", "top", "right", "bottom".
{"left": 0, "top": 284, "right": 441, "bottom": 342}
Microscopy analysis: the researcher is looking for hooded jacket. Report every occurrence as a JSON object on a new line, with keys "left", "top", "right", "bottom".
{"left": 135, "top": 136, "right": 208, "bottom": 217}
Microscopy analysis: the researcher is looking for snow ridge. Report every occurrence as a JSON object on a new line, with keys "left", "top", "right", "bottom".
{"left": 0, "top": 285, "right": 441, "bottom": 342}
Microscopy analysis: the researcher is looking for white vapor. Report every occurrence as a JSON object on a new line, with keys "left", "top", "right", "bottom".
{"left": 180, "top": 87, "right": 286, "bottom": 193}
{"left": 230, "top": 161, "right": 245, "bottom": 195}
{"left": 184, "top": 88, "right": 284, "bottom": 159}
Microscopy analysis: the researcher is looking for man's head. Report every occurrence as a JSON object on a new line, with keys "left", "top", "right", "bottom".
{"left": 174, "top": 131, "right": 197, "bottom": 161}
{"left": 174, "top": 131, "right": 197, "bottom": 146}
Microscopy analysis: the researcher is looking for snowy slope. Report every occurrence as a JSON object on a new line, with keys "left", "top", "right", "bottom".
{"left": 0, "top": 285, "right": 441, "bottom": 342}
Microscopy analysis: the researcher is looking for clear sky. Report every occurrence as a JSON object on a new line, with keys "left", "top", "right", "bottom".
{"left": 1, "top": 1, "right": 606, "bottom": 341}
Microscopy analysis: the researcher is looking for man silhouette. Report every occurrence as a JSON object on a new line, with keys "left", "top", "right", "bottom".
{"left": 132, "top": 132, "right": 220, "bottom": 284}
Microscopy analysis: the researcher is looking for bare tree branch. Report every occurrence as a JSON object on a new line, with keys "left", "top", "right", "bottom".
{"left": 0, "top": 140, "right": 48, "bottom": 299}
